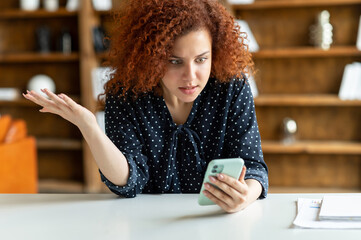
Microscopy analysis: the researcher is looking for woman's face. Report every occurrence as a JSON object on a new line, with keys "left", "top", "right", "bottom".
{"left": 161, "top": 29, "right": 212, "bottom": 104}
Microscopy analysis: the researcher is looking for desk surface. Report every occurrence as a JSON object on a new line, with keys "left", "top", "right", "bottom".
{"left": 1, "top": 193, "right": 360, "bottom": 240}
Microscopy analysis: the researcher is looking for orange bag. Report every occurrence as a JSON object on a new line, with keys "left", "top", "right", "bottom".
{"left": 0, "top": 115, "right": 38, "bottom": 193}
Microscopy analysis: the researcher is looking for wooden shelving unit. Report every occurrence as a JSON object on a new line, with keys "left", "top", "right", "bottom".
{"left": 0, "top": 0, "right": 83, "bottom": 193}
{"left": 0, "top": 53, "right": 79, "bottom": 63}
{"left": 253, "top": 46, "right": 361, "bottom": 59}
{"left": 0, "top": 8, "right": 78, "bottom": 19}
{"left": 233, "top": 0, "right": 361, "bottom": 191}
{"left": 233, "top": 0, "right": 361, "bottom": 9}
{"left": 262, "top": 141, "right": 361, "bottom": 155}
{"left": 255, "top": 95, "right": 361, "bottom": 106}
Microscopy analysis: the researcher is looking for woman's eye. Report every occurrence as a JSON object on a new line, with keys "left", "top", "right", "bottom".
{"left": 169, "top": 59, "right": 182, "bottom": 65}
{"left": 196, "top": 57, "right": 207, "bottom": 63}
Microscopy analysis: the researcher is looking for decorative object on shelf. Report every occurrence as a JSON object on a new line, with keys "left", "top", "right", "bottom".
{"left": 36, "top": 26, "right": 51, "bottom": 53}
{"left": 66, "top": 0, "right": 78, "bottom": 11}
{"left": 20, "top": 0, "right": 40, "bottom": 11}
{"left": 57, "top": 29, "right": 72, "bottom": 54}
{"left": 227, "top": 0, "right": 254, "bottom": 4}
{"left": 309, "top": 10, "right": 333, "bottom": 50}
{"left": 92, "top": 0, "right": 112, "bottom": 11}
{"left": 235, "top": 20, "right": 259, "bottom": 52}
{"left": 282, "top": 117, "right": 297, "bottom": 145}
{"left": 27, "top": 74, "right": 56, "bottom": 97}
{"left": 0, "top": 88, "right": 20, "bottom": 101}
{"left": 339, "top": 62, "right": 361, "bottom": 100}
{"left": 91, "top": 67, "right": 114, "bottom": 100}
{"left": 357, "top": 15, "right": 361, "bottom": 51}
{"left": 92, "top": 26, "right": 110, "bottom": 52}
{"left": 43, "top": 0, "right": 59, "bottom": 12}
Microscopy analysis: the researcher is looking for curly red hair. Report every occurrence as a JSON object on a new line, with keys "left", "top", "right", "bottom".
{"left": 105, "top": 0, "right": 253, "bottom": 99}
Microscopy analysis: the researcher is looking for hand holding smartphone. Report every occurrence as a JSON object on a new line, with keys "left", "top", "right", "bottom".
{"left": 198, "top": 158, "right": 244, "bottom": 206}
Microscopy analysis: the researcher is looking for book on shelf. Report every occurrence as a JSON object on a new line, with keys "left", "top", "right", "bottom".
{"left": 357, "top": 15, "right": 361, "bottom": 51}
{"left": 0, "top": 88, "right": 20, "bottom": 101}
{"left": 235, "top": 20, "right": 259, "bottom": 52}
{"left": 338, "top": 62, "right": 361, "bottom": 100}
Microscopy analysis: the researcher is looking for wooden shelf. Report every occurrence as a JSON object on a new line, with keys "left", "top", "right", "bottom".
{"left": 38, "top": 179, "right": 84, "bottom": 193}
{"left": 252, "top": 46, "right": 361, "bottom": 59}
{"left": 233, "top": 0, "right": 361, "bottom": 10}
{"left": 262, "top": 140, "right": 361, "bottom": 155}
{"left": 254, "top": 94, "right": 361, "bottom": 107}
{"left": 0, "top": 95, "right": 80, "bottom": 107}
{"left": 0, "top": 52, "right": 79, "bottom": 63}
{"left": 0, "top": 8, "right": 77, "bottom": 19}
{"left": 36, "top": 138, "right": 82, "bottom": 150}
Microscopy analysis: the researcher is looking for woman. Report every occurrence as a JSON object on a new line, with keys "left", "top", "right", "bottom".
{"left": 23, "top": 0, "right": 268, "bottom": 213}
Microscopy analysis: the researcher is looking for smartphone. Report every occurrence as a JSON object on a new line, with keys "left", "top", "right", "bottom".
{"left": 198, "top": 158, "right": 244, "bottom": 206}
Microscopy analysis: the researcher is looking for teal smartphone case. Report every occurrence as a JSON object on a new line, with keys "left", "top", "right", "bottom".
{"left": 198, "top": 158, "right": 244, "bottom": 206}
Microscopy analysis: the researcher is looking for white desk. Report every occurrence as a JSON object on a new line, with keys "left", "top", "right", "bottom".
{"left": 0, "top": 193, "right": 360, "bottom": 240}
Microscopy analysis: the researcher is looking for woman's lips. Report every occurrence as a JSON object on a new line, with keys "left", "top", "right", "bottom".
{"left": 179, "top": 86, "right": 198, "bottom": 95}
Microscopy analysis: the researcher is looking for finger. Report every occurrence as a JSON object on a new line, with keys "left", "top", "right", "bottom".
{"left": 23, "top": 90, "right": 53, "bottom": 107}
{"left": 208, "top": 175, "right": 240, "bottom": 200}
{"left": 58, "top": 93, "right": 78, "bottom": 109}
{"left": 41, "top": 89, "right": 69, "bottom": 108}
{"left": 238, "top": 166, "right": 247, "bottom": 183}
{"left": 202, "top": 190, "right": 233, "bottom": 213}
{"left": 204, "top": 181, "right": 234, "bottom": 207}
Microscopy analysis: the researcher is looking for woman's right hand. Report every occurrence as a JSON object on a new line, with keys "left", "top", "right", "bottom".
{"left": 23, "top": 88, "right": 97, "bottom": 131}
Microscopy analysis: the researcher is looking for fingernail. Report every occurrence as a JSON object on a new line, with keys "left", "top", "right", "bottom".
{"left": 203, "top": 191, "right": 208, "bottom": 196}
{"left": 217, "top": 174, "right": 224, "bottom": 180}
{"left": 204, "top": 183, "right": 210, "bottom": 189}
{"left": 209, "top": 176, "right": 216, "bottom": 183}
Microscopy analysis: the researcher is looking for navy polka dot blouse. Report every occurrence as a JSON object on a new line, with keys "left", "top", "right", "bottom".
{"left": 100, "top": 77, "right": 268, "bottom": 198}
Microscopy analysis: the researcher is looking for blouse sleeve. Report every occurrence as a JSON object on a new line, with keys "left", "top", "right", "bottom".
{"left": 224, "top": 78, "right": 269, "bottom": 199}
{"left": 99, "top": 94, "right": 150, "bottom": 198}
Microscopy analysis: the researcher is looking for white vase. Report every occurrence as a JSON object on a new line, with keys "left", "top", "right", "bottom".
{"left": 20, "top": 0, "right": 40, "bottom": 11}
{"left": 43, "top": 0, "right": 59, "bottom": 12}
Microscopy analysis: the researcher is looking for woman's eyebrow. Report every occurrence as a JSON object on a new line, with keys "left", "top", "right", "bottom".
{"left": 170, "top": 51, "right": 210, "bottom": 59}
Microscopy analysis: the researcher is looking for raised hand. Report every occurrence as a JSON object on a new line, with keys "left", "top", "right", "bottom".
{"left": 23, "top": 89, "right": 96, "bottom": 131}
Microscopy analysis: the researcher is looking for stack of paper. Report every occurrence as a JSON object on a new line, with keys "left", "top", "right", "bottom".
{"left": 319, "top": 196, "right": 361, "bottom": 221}
{"left": 293, "top": 196, "right": 361, "bottom": 229}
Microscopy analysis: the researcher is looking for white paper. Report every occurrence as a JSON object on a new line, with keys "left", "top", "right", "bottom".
{"left": 235, "top": 20, "right": 259, "bottom": 52}
{"left": 293, "top": 198, "right": 361, "bottom": 229}
{"left": 319, "top": 196, "right": 361, "bottom": 220}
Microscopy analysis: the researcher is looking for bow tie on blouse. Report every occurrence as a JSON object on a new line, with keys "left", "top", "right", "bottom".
{"left": 161, "top": 125, "right": 206, "bottom": 191}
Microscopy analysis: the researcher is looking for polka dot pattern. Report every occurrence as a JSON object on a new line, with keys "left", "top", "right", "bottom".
{"left": 100, "top": 78, "right": 268, "bottom": 198}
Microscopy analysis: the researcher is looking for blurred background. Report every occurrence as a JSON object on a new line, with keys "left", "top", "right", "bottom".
{"left": 0, "top": 0, "right": 360, "bottom": 193}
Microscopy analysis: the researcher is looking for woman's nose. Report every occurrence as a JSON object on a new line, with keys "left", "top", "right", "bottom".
{"left": 183, "top": 63, "right": 196, "bottom": 80}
